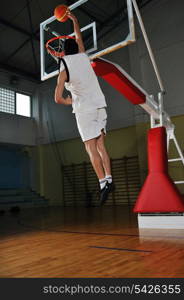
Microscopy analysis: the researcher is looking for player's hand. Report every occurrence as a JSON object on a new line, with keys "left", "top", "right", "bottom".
{"left": 67, "top": 11, "right": 78, "bottom": 23}
{"left": 65, "top": 96, "right": 72, "bottom": 105}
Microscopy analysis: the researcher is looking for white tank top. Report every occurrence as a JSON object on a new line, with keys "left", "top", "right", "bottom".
{"left": 60, "top": 53, "right": 107, "bottom": 114}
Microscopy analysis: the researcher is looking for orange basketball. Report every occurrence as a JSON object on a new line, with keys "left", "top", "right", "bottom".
{"left": 54, "top": 4, "right": 69, "bottom": 22}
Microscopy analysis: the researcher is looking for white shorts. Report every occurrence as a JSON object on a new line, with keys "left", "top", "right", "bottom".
{"left": 75, "top": 108, "right": 107, "bottom": 142}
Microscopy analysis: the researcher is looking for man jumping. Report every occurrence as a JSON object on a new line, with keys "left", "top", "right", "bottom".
{"left": 54, "top": 12, "right": 114, "bottom": 205}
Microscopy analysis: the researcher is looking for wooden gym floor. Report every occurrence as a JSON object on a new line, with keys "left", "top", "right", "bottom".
{"left": 0, "top": 205, "right": 184, "bottom": 278}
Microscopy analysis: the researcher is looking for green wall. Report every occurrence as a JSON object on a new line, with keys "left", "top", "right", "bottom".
{"left": 29, "top": 115, "right": 184, "bottom": 205}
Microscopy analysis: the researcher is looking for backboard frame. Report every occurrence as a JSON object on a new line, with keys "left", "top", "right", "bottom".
{"left": 40, "top": 0, "right": 136, "bottom": 81}
{"left": 40, "top": 0, "right": 91, "bottom": 81}
{"left": 89, "top": 0, "right": 135, "bottom": 60}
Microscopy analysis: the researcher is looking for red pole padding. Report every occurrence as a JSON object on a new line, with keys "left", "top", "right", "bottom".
{"left": 148, "top": 126, "right": 168, "bottom": 173}
{"left": 134, "top": 127, "right": 184, "bottom": 212}
{"left": 91, "top": 59, "right": 146, "bottom": 105}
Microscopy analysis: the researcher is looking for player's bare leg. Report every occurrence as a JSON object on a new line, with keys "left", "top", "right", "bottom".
{"left": 84, "top": 138, "right": 105, "bottom": 180}
{"left": 96, "top": 131, "right": 111, "bottom": 177}
{"left": 84, "top": 134, "right": 114, "bottom": 205}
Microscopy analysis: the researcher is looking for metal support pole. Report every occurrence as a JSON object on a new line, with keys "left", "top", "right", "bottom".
{"left": 131, "top": 0, "right": 165, "bottom": 93}
{"left": 150, "top": 115, "right": 155, "bottom": 128}
{"left": 158, "top": 92, "right": 164, "bottom": 126}
{"left": 167, "top": 128, "right": 184, "bottom": 185}
{"left": 172, "top": 133, "right": 184, "bottom": 166}
{"left": 149, "top": 95, "right": 156, "bottom": 128}
{"left": 166, "top": 130, "right": 170, "bottom": 152}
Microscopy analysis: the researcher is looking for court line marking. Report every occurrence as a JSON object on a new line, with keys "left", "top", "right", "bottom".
{"left": 16, "top": 220, "right": 153, "bottom": 253}
{"left": 17, "top": 219, "right": 184, "bottom": 240}
{"left": 89, "top": 246, "right": 153, "bottom": 253}
{"left": 17, "top": 221, "right": 142, "bottom": 238}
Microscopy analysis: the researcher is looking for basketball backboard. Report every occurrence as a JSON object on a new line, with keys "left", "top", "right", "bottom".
{"left": 40, "top": 0, "right": 135, "bottom": 81}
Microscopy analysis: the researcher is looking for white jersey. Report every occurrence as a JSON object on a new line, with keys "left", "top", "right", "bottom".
{"left": 60, "top": 53, "right": 107, "bottom": 114}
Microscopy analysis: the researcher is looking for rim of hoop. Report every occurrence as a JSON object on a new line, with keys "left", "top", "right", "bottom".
{"left": 46, "top": 35, "right": 75, "bottom": 58}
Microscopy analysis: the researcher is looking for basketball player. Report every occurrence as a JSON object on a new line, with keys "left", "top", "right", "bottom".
{"left": 55, "top": 11, "right": 114, "bottom": 205}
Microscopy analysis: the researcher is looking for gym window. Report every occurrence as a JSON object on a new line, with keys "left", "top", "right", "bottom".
{"left": 0, "top": 87, "right": 31, "bottom": 117}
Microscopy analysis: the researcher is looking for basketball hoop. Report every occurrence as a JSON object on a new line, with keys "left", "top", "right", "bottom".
{"left": 46, "top": 35, "right": 75, "bottom": 58}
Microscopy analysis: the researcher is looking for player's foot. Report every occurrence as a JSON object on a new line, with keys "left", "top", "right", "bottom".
{"left": 99, "top": 181, "right": 115, "bottom": 206}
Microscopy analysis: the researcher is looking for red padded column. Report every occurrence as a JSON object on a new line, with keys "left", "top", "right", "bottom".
{"left": 134, "top": 127, "right": 184, "bottom": 212}
{"left": 148, "top": 127, "right": 168, "bottom": 173}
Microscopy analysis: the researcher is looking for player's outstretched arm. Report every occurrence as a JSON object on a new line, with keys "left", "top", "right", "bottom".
{"left": 67, "top": 11, "right": 85, "bottom": 53}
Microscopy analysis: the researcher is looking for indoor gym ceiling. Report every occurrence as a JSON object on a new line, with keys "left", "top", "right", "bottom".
{"left": 0, "top": 0, "right": 153, "bottom": 83}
